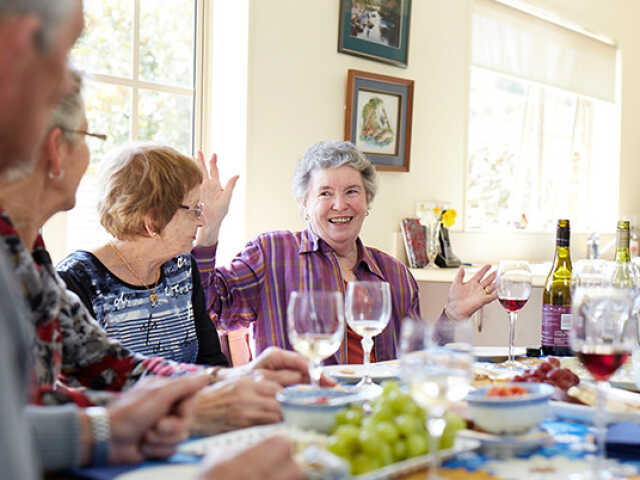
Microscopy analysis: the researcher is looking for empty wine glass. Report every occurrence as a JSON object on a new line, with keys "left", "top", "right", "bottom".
{"left": 570, "top": 282, "right": 636, "bottom": 480}
{"left": 345, "top": 281, "right": 391, "bottom": 392}
{"left": 496, "top": 260, "right": 532, "bottom": 370}
{"left": 287, "top": 290, "right": 345, "bottom": 386}
{"left": 400, "top": 315, "right": 473, "bottom": 479}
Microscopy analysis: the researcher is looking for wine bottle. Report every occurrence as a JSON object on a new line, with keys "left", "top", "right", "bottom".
{"left": 612, "top": 220, "right": 633, "bottom": 288}
{"left": 542, "top": 219, "right": 573, "bottom": 356}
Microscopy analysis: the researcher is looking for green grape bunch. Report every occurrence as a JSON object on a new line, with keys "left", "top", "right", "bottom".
{"left": 326, "top": 381, "right": 466, "bottom": 475}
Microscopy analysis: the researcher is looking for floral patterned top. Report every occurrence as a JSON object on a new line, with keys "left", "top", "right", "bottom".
{"left": 0, "top": 209, "right": 202, "bottom": 406}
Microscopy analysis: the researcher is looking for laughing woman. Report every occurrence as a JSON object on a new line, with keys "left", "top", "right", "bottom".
{"left": 193, "top": 140, "right": 498, "bottom": 363}
{"left": 57, "top": 144, "right": 228, "bottom": 366}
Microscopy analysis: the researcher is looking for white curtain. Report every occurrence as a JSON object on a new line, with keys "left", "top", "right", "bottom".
{"left": 472, "top": 0, "right": 617, "bottom": 103}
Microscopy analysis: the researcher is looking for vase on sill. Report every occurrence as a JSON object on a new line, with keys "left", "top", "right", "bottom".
{"left": 425, "top": 219, "right": 441, "bottom": 268}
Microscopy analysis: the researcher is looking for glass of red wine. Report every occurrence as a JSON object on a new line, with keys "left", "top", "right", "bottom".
{"left": 496, "top": 260, "right": 532, "bottom": 370}
{"left": 571, "top": 279, "right": 636, "bottom": 479}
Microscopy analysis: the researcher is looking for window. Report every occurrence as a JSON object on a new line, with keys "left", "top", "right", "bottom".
{"left": 45, "top": 0, "right": 202, "bottom": 257}
{"left": 465, "top": 0, "right": 619, "bottom": 233}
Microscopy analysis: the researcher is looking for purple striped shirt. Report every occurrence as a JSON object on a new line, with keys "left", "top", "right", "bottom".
{"left": 192, "top": 227, "right": 421, "bottom": 364}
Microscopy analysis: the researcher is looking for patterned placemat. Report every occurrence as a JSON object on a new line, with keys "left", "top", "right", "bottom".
{"left": 400, "top": 467, "right": 499, "bottom": 480}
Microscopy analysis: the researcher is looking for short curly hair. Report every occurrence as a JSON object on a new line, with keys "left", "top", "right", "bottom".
{"left": 97, "top": 143, "right": 203, "bottom": 239}
{"left": 292, "top": 140, "right": 377, "bottom": 210}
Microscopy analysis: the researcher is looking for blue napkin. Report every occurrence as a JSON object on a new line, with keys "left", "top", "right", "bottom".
{"left": 606, "top": 422, "right": 640, "bottom": 460}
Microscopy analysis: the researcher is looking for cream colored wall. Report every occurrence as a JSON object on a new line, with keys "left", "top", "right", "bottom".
{"left": 239, "top": 0, "right": 639, "bottom": 264}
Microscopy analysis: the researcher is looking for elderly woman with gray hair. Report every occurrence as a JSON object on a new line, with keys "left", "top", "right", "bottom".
{"left": 193, "top": 140, "right": 497, "bottom": 364}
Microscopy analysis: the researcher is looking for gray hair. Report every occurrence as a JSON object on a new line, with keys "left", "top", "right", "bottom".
{"left": 49, "top": 68, "right": 84, "bottom": 146}
{"left": 292, "top": 140, "right": 378, "bottom": 208}
{"left": 0, "top": 0, "right": 78, "bottom": 51}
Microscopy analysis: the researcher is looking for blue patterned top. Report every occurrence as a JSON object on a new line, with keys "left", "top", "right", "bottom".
{"left": 57, "top": 251, "right": 227, "bottom": 366}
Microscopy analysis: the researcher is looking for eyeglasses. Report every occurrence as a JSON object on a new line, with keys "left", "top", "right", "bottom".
{"left": 179, "top": 201, "right": 204, "bottom": 219}
{"left": 60, "top": 128, "right": 108, "bottom": 141}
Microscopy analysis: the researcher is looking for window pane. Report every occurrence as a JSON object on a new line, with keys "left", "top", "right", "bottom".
{"left": 139, "top": 0, "right": 195, "bottom": 87}
{"left": 466, "top": 68, "right": 619, "bottom": 233}
{"left": 84, "top": 81, "right": 132, "bottom": 163}
{"left": 72, "top": 0, "right": 132, "bottom": 78}
{"left": 137, "top": 89, "right": 193, "bottom": 154}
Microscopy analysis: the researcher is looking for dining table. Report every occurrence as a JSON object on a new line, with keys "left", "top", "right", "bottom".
{"left": 64, "top": 355, "right": 640, "bottom": 480}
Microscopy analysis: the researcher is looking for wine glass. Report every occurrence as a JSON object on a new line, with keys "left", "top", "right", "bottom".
{"left": 400, "top": 315, "right": 473, "bottom": 479}
{"left": 287, "top": 290, "right": 345, "bottom": 386}
{"left": 570, "top": 282, "right": 636, "bottom": 480}
{"left": 496, "top": 260, "right": 532, "bottom": 370}
{"left": 345, "top": 281, "right": 391, "bottom": 392}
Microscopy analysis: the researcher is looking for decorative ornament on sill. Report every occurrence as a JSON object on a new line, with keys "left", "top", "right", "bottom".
{"left": 416, "top": 202, "right": 461, "bottom": 268}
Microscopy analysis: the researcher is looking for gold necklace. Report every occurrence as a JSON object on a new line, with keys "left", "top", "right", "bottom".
{"left": 109, "top": 241, "right": 159, "bottom": 306}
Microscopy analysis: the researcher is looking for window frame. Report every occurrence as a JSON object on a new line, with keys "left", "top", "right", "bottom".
{"left": 45, "top": 0, "right": 207, "bottom": 262}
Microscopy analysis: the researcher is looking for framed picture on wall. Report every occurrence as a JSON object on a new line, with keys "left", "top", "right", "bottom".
{"left": 338, "top": 0, "right": 411, "bottom": 67}
{"left": 344, "top": 69, "right": 414, "bottom": 172}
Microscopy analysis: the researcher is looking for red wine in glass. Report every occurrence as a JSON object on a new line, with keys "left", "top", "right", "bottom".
{"left": 496, "top": 261, "right": 532, "bottom": 370}
{"left": 577, "top": 346, "right": 630, "bottom": 382}
{"left": 498, "top": 297, "right": 528, "bottom": 312}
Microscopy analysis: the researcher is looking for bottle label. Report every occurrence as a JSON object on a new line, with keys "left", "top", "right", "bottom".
{"left": 542, "top": 305, "right": 571, "bottom": 347}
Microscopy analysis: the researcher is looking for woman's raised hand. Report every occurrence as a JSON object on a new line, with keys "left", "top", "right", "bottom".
{"left": 195, "top": 151, "right": 239, "bottom": 247}
{"left": 444, "top": 264, "right": 497, "bottom": 321}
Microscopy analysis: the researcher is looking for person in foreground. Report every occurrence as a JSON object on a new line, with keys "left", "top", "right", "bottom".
{"left": 193, "top": 140, "right": 498, "bottom": 362}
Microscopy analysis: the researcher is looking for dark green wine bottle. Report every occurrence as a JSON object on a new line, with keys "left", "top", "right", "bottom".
{"left": 541, "top": 219, "right": 572, "bottom": 356}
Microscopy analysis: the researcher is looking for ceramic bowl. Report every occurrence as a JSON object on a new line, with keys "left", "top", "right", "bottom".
{"left": 276, "top": 385, "right": 372, "bottom": 433}
{"left": 466, "top": 382, "right": 554, "bottom": 434}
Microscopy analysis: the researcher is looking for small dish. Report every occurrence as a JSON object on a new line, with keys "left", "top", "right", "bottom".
{"left": 458, "top": 428, "right": 552, "bottom": 458}
{"left": 466, "top": 382, "right": 554, "bottom": 434}
{"left": 276, "top": 385, "right": 375, "bottom": 433}
{"left": 323, "top": 362, "right": 400, "bottom": 384}
{"left": 472, "top": 346, "right": 527, "bottom": 363}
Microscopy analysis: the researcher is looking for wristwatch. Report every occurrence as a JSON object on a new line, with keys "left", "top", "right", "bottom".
{"left": 86, "top": 407, "right": 110, "bottom": 466}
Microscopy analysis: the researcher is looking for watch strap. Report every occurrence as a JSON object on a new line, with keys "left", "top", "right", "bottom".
{"left": 86, "top": 407, "right": 110, "bottom": 466}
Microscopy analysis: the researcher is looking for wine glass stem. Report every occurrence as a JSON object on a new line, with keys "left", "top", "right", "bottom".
{"left": 361, "top": 335, "right": 374, "bottom": 384}
{"left": 594, "top": 380, "right": 607, "bottom": 475}
{"left": 309, "top": 358, "right": 322, "bottom": 387}
{"left": 508, "top": 311, "right": 517, "bottom": 365}
{"left": 426, "top": 412, "right": 446, "bottom": 480}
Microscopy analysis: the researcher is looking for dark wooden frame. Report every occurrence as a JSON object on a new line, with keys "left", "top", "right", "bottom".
{"left": 338, "top": 0, "right": 412, "bottom": 68}
{"left": 344, "top": 69, "right": 414, "bottom": 172}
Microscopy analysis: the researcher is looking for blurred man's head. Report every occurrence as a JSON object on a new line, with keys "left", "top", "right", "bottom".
{"left": 0, "top": 0, "right": 84, "bottom": 180}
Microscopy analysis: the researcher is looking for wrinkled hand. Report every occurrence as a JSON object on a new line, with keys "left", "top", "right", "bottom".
{"left": 189, "top": 376, "right": 283, "bottom": 436}
{"left": 445, "top": 264, "right": 497, "bottom": 320}
{"left": 195, "top": 151, "right": 239, "bottom": 247}
{"left": 246, "top": 347, "right": 336, "bottom": 387}
{"left": 197, "top": 436, "right": 302, "bottom": 480}
{"left": 107, "top": 374, "right": 209, "bottom": 464}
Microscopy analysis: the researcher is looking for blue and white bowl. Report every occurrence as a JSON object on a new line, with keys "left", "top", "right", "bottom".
{"left": 466, "top": 383, "right": 554, "bottom": 434}
{"left": 276, "top": 385, "right": 373, "bottom": 433}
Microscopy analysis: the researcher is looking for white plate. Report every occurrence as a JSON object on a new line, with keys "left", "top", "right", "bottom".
{"left": 458, "top": 428, "right": 551, "bottom": 458}
{"left": 323, "top": 361, "right": 400, "bottom": 384}
{"left": 179, "top": 425, "right": 477, "bottom": 480}
{"left": 354, "top": 438, "right": 480, "bottom": 480}
{"left": 473, "top": 346, "right": 527, "bottom": 363}
{"left": 550, "top": 401, "right": 640, "bottom": 424}
{"left": 178, "top": 424, "right": 326, "bottom": 457}
{"left": 116, "top": 464, "right": 199, "bottom": 480}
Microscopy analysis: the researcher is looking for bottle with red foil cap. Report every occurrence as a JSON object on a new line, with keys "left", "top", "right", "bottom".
{"left": 541, "top": 219, "right": 573, "bottom": 356}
